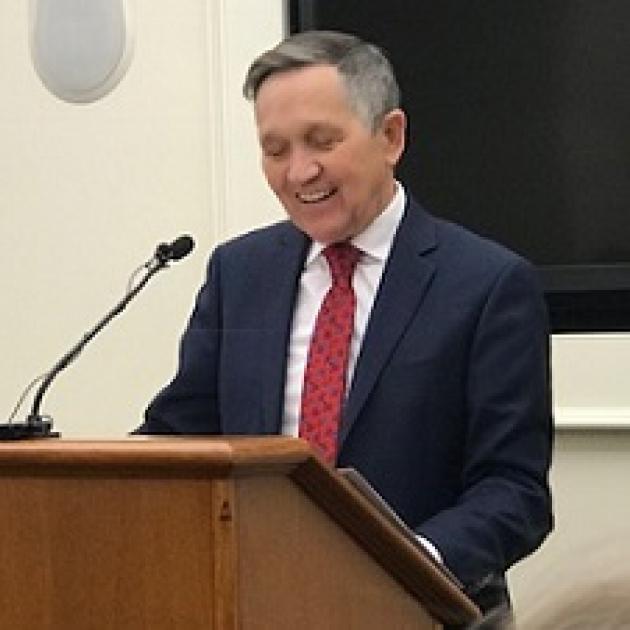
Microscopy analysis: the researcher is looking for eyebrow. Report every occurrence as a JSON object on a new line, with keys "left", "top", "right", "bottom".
{"left": 260, "top": 122, "right": 342, "bottom": 141}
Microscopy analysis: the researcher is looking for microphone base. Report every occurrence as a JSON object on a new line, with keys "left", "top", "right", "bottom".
{"left": 0, "top": 421, "right": 60, "bottom": 440}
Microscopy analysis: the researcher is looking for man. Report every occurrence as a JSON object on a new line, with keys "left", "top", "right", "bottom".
{"left": 137, "top": 31, "right": 553, "bottom": 614}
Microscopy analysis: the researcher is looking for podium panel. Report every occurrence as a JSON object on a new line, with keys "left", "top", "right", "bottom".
{"left": 0, "top": 438, "right": 479, "bottom": 629}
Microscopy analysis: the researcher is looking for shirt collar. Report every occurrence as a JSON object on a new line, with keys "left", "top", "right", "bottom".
{"left": 305, "top": 181, "right": 406, "bottom": 267}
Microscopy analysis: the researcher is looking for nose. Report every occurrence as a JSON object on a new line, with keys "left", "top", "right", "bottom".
{"left": 286, "top": 149, "right": 321, "bottom": 184}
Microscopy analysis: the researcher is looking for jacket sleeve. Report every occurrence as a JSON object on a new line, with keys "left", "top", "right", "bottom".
{"left": 134, "top": 251, "right": 223, "bottom": 435}
{"left": 417, "top": 257, "right": 553, "bottom": 603}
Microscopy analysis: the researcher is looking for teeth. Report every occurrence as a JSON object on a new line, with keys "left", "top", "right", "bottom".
{"left": 297, "top": 189, "right": 336, "bottom": 203}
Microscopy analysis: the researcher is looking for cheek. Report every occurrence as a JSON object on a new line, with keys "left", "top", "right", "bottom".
{"left": 329, "top": 142, "right": 377, "bottom": 183}
{"left": 262, "top": 162, "right": 284, "bottom": 192}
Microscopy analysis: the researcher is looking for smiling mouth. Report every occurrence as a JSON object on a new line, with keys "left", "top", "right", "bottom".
{"left": 296, "top": 188, "right": 338, "bottom": 204}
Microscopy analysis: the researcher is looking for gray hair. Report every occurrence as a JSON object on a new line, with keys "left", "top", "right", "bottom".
{"left": 243, "top": 30, "right": 401, "bottom": 131}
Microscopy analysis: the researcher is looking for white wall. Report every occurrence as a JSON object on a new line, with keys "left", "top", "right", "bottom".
{"left": 2, "top": 0, "right": 630, "bottom": 619}
{"left": 511, "top": 335, "right": 630, "bottom": 615}
{"left": 0, "top": 0, "right": 282, "bottom": 438}
{"left": 509, "top": 429, "right": 630, "bottom": 618}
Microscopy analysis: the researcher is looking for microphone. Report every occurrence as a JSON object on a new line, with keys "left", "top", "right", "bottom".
{"left": 154, "top": 235, "right": 194, "bottom": 264}
{"left": 0, "top": 235, "right": 195, "bottom": 440}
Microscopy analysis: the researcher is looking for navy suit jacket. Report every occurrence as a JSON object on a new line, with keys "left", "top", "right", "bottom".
{"left": 139, "top": 197, "right": 553, "bottom": 612}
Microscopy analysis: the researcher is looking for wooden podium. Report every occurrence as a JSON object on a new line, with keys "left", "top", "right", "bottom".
{"left": 0, "top": 437, "right": 480, "bottom": 629}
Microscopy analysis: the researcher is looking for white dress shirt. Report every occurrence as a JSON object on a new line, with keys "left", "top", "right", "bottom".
{"left": 282, "top": 182, "right": 406, "bottom": 437}
{"left": 280, "top": 182, "right": 443, "bottom": 565}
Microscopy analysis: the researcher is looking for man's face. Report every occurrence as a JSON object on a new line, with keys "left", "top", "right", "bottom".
{"left": 254, "top": 64, "right": 406, "bottom": 244}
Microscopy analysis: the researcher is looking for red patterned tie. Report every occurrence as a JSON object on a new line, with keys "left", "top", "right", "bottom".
{"left": 299, "top": 242, "right": 361, "bottom": 464}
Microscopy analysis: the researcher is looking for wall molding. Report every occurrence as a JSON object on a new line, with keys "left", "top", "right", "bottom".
{"left": 555, "top": 406, "right": 630, "bottom": 429}
{"left": 204, "top": 0, "right": 230, "bottom": 242}
{"left": 203, "top": 1, "right": 285, "bottom": 242}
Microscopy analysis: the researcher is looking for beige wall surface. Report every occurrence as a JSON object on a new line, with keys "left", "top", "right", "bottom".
{"left": 2, "top": 0, "right": 212, "bottom": 438}
{"left": 0, "top": 1, "right": 282, "bottom": 438}
{"left": 509, "top": 429, "right": 630, "bottom": 619}
{"left": 1, "top": 0, "right": 630, "bottom": 620}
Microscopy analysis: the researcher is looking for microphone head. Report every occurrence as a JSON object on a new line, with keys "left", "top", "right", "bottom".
{"left": 155, "top": 235, "right": 195, "bottom": 263}
{"left": 169, "top": 235, "right": 194, "bottom": 261}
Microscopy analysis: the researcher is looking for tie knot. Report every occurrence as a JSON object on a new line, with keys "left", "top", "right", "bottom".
{"left": 323, "top": 243, "right": 361, "bottom": 286}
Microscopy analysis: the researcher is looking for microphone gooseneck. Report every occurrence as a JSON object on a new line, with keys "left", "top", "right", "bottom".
{"left": 0, "top": 235, "right": 195, "bottom": 440}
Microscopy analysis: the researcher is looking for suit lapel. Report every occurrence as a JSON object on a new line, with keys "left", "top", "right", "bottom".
{"left": 339, "top": 201, "right": 438, "bottom": 445}
{"left": 259, "top": 225, "right": 309, "bottom": 434}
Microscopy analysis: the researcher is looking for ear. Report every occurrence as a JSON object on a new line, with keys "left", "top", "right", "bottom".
{"left": 380, "top": 108, "right": 407, "bottom": 167}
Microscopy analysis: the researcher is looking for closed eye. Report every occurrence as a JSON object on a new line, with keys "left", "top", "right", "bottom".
{"left": 309, "top": 136, "right": 335, "bottom": 150}
{"left": 261, "top": 137, "right": 288, "bottom": 159}
{"left": 264, "top": 148, "right": 286, "bottom": 159}
{"left": 306, "top": 127, "right": 342, "bottom": 151}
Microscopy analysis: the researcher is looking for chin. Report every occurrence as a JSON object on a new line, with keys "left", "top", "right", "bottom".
{"left": 307, "top": 228, "right": 352, "bottom": 244}
{"left": 289, "top": 215, "right": 345, "bottom": 244}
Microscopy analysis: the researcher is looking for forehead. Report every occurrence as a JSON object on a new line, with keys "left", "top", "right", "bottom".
{"left": 254, "top": 64, "right": 361, "bottom": 134}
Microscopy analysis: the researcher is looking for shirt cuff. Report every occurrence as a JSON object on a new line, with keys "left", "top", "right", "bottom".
{"left": 417, "top": 535, "right": 443, "bottom": 564}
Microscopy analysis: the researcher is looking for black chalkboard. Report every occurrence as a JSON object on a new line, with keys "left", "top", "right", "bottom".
{"left": 289, "top": 0, "right": 630, "bottom": 331}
